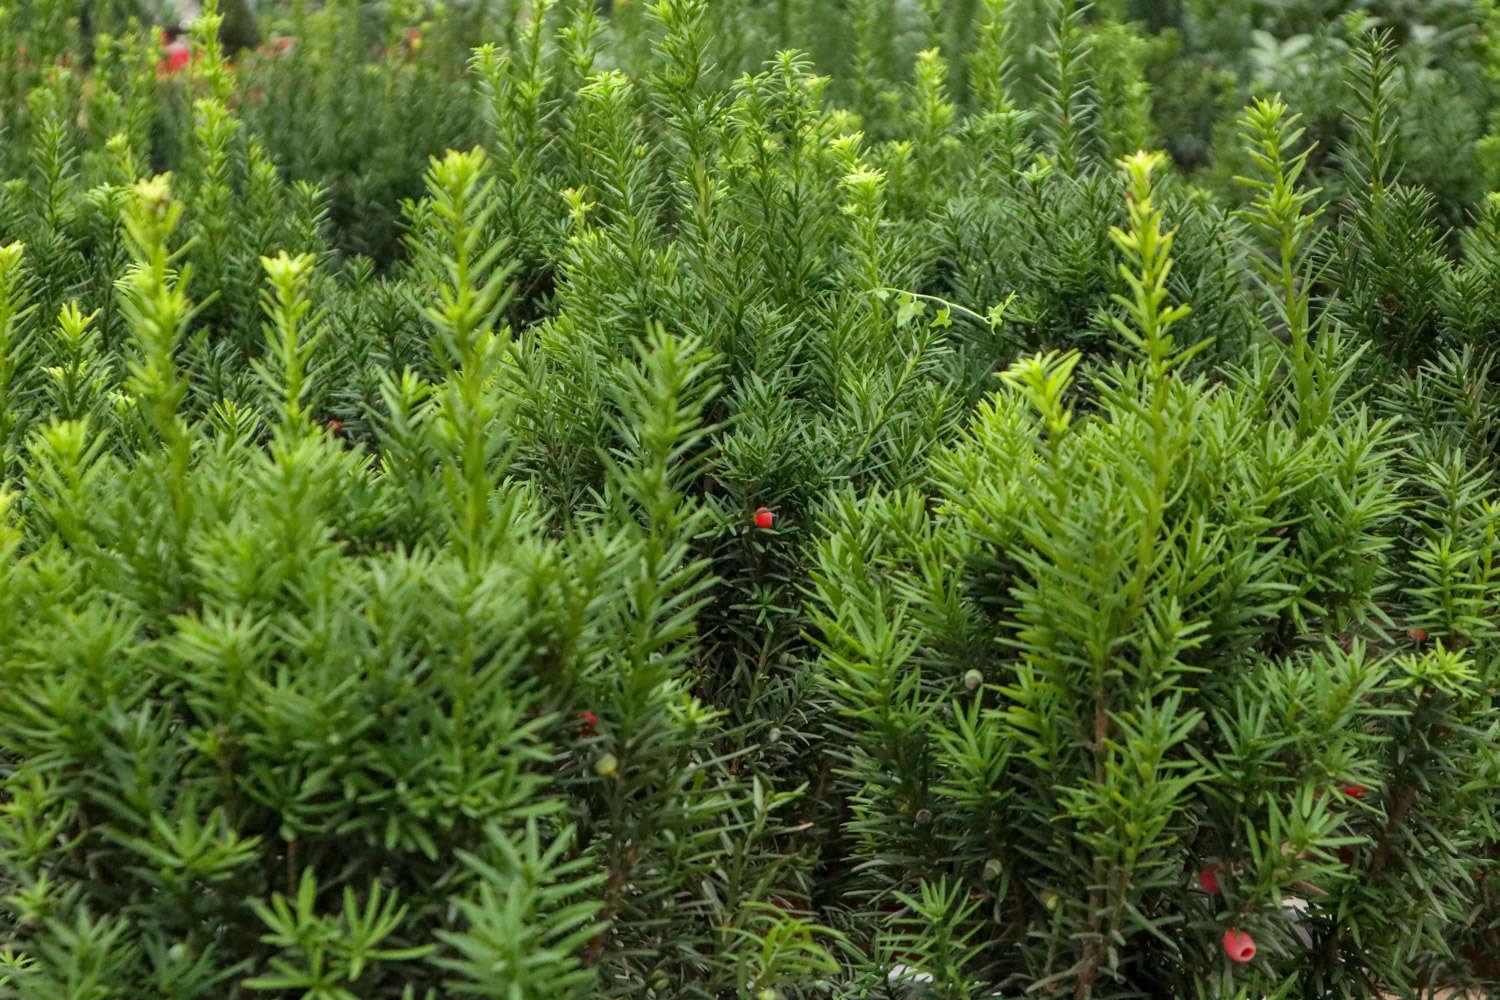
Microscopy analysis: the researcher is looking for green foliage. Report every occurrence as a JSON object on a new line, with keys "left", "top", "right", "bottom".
{"left": 2, "top": 0, "right": 1500, "bottom": 997}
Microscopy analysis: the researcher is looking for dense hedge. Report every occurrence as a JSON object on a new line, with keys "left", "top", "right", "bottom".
{"left": 2, "top": 1, "right": 1500, "bottom": 997}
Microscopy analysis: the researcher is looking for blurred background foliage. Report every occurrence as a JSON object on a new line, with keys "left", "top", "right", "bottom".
{"left": 30, "top": 0, "right": 1500, "bottom": 261}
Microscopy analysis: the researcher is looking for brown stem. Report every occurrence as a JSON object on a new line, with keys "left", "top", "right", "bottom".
{"left": 584, "top": 843, "right": 639, "bottom": 966}
{"left": 1367, "top": 784, "right": 1418, "bottom": 879}
{"left": 1075, "top": 701, "right": 1111, "bottom": 999}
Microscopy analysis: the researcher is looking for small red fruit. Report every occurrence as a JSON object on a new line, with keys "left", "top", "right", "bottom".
{"left": 161, "top": 40, "right": 190, "bottom": 75}
{"left": 1340, "top": 784, "right": 1367, "bottom": 799}
{"left": 1222, "top": 928, "right": 1256, "bottom": 963}
{"left": 325, "top": 418, "right": 343, "bottom": 436}
{"left": 578, "top": 710, "right": 597, "bottom": 736}
{"left": 1198, "top": 864, "right": 1221, "bottom": 896}
{"left": 753, "top": 507, "right": 775, "bottom": 530}
{"left": 1407, "top": 627, "right": 1428, "bottom": 643}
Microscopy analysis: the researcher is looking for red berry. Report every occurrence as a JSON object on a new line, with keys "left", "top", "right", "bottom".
{"left": 1407, "top": 627, "right": 1428, "bottom": 643}
{"left": 577, "top": 710, "right": 597, "bottom": 736}
{"left": 1222, "top": 928, "right": 1256, "bottom": 963}
{"left": 753, "top": 507, "right": 774, "bottom": 530}
{"left": 164, "top": 40, "right": 190, "bottom": 73}
{"left": 1340, "top": 784, "right": 1367, "bottom": 799}
{"left": 1198, "top": 864, "right": 1221, "bottom": 896}
{"left": 325, "top": 418, "right": 343, "bottom": 436}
